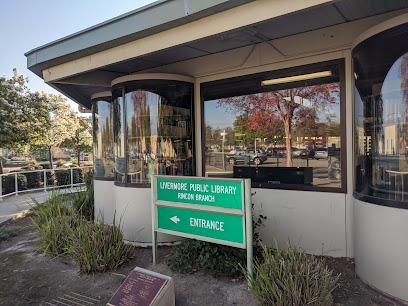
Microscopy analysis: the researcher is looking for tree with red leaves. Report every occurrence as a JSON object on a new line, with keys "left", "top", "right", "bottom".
{"left": 220, "top": 83, "right": 339, "bottom": 166}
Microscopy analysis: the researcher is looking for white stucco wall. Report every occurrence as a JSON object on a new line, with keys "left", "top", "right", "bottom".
{"left": 94, "top": 180, "right": 115, "bottom": 224}
{"left": 253, "top": 188, "right": 347, "bottom": 257}
{"left": 354, "top": 198, "right": 408, "bottom": 302}
{"left": 114, "top": 185, "right": 178, "bottom": 243}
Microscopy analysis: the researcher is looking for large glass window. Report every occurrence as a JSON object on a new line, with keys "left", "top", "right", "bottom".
{"left": 203, "top": 60, "right": 345, "bottom": 191}
{"left": 113, "top": 80, "right": 194, "bottom": 185}
{"left": 354, "top": 23, "right": 408, "bottom": 208}
{"left": 92, "top": 97, "right": 114, "bottom": 179}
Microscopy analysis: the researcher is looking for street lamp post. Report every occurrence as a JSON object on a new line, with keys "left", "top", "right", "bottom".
{"left": 221, "top": 130, "right": 227, "bottom": 171}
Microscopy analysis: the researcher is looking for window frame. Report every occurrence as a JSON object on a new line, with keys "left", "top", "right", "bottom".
{"left": 200, "top": 59, "right": 347, "bottom": 193}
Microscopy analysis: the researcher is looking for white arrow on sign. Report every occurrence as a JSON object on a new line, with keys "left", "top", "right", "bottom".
{"left": 170, "top": 216, "right": 180, "bottom": 224}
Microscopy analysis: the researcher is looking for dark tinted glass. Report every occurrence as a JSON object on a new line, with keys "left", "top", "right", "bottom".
{"left": 92, "top": 99, "right": 114, "bottom": 179}
{"left": 113, "top": 80, "right": 194, "bottom": 185}
{"left": 203, "top": 62, "right": 343, "bottom": 189}
{"left": 113, "top": 95, "right": 126, "bottom": 183}
{"left": 354, "top": 23, "right": 408, "bottom": 207}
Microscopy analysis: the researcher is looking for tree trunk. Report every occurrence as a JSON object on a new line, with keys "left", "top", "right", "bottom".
{"left": 0, "top": 157, "right": 3, "bottom": 175}
{"left": 48, "top": 146, "right": 53, "bottom": 169}
{"left": 284, "top": 119, "right": 293, "bottom": 167}
{"left": 77, "top": 150, "right": 81, "bottom": 167}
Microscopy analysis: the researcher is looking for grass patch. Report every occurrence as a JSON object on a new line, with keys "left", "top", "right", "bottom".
{"left": 243, "top": 242, "right": 339, "bottom": 306}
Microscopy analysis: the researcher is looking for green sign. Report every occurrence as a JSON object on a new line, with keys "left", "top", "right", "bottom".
{"left": 157, "top": 177, "right": 242, "bottom": 209}
{"left": 157, "top": 206, "right": 244, "bottom": 243}
{"left": 152, "top": 175, "right": 253, "bottom": 279}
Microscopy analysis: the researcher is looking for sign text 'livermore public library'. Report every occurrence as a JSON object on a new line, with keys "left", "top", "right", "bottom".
{"left": 157, "top": 178, "right": 243, "bottom": 210}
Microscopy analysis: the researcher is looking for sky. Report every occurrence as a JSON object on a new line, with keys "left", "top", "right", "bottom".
{"left": 0, "top": 0, "right": 156, "bottom": 112}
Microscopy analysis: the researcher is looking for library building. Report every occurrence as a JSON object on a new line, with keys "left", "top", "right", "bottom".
{"left": 26, "top": 0, "right": 408, "bottom": 301}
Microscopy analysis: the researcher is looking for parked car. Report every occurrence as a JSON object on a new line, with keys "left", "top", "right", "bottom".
{"left": 275, "top": 147, "right": 287, "bottom": 157}
{"left": 300, "top": 148, "right": 315, "bottom": 159}
{"left": 292, "top": 148, "right": 302, "bottom": 157}
{"left": 266, "top": 147, "right": 277, "bottom": 157}
{"left": 314, "top": 147, "right": 329, "bottom": 159}
{"left": 226, "top": 149, "right": 267, "bottom": 165}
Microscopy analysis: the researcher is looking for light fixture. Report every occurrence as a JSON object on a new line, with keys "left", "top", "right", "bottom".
{"left": 261, "top": 70, "right": 333, "bottom": 86}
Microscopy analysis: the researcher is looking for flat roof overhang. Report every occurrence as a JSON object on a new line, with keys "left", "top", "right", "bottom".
{"left": 25, "top": 0, "right": 408, "bottom": 110}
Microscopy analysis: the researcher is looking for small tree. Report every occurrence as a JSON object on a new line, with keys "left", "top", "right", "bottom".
{"left": 38, "top": 94, "right": 79, "bottom": 169}
{"left": 0, "top": 69, "right": 50, "bottom": 173}
{"left": 61, "top": 116, "right": 92, "bottom": 166}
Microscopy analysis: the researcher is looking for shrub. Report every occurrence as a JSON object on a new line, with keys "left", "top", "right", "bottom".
{"left": 168, "top": 239, "right": 246, "bottom": 278}
{"left": 168, "top": 202, "right": 266, "bottom": 278}
{"left": 55, "top": 169, "right": 83, "bottom": 186}
{"left": 30, "top": 193, "right": 76, "bottom": 255}
{"left": 21, "top": 165, "right": 43, "bottom": 188}
{"left": 0, "top": 227, "right": 16, "bottom": 242}
{"left": 243, "top": 242, "right": 339, "bottom": 306}
{"left": 31, "top": 190, "right": 132, "bottom": 273}
{"left": 66, "top": 215, "right": 135, "bottom": 273}
{"left": 1, "top": 173, "right": 27, "bottom": 194}
{"left": 40, "top": 163, "right": 56, "bottom": 186}
{"left": 71, "top": 170, "right": 94, "bottom": 220}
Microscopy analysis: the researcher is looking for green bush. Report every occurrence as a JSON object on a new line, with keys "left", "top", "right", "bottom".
{"left": 66, "top": 215, "right": 134, "bottom": 273}
{"left": 21, "top": 165, "right": 43, "bottom": 188}
{"left": 55, "top": 168, "right": 83, "bottom": 186}
{"left": 31, "top": 191, "right": 133, "bottom": 273}
{"left": 40, "top": 163, "right": 56, "bottom": 186}
{"left": 30, "top": 193, "right": 76, "bottom": 255}
{"left": 243, "top": 242, "right": 339, "bottom": 306}
{"left": 0, "top": 156, "right": 7, "bottom": 167}
{"left": 71, "top": 170, "right": 94, "bottom": 220}
{"left": 1, "top": 173, "right": 27, "bottom": 194}
{"left": 168, "top": 239, "right": 246, "bottom": 278}
{"left": 168, "top": 202, "right": 266, "bottom": 278}
{"left": 0, "top": 227, "right": 16, "bottom": 242}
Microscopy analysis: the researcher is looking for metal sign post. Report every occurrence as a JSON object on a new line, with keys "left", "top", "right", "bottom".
{"left": 151, "top": 175, "right": 253, "bottom": 279}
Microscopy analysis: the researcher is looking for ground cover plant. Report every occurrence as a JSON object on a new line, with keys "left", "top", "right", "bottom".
{"left": 30, "top": 186, "right": 133, "bottom": 273}
{"left": 243, "top": 241, "right": 340, "bottom": 306}
{"left": 168, "top": 203, "right": 266, "bottom": 278}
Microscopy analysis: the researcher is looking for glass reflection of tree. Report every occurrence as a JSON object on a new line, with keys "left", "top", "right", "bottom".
{"left": 220, "top": 84, "right": 339, "bottom": 166}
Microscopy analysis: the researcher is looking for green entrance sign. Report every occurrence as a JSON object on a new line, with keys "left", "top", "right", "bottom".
{"left": 157, "top": 206, "right": 244, "bottom": 244}
{"left": 152, "top": 175, "right": 253, "bottom": 279}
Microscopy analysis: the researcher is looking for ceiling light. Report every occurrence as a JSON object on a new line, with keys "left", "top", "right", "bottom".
{"left": 261, "top": 70, "right": 333, "bottom": 86}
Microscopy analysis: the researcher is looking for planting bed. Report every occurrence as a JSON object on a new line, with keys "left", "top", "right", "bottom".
{"left": 0, "top": 216, "right": 404, "bottom": 305}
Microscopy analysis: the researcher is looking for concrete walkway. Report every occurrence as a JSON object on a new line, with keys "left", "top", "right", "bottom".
{"left": 0, "top": 188, "right": 82, "bottom": 225}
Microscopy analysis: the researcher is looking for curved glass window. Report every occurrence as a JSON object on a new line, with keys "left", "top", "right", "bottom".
{"left": 112, "top": 79, "right": 194, "bottom": 185}
{"left": 354, "top": 23, "right": 408, "bottom": 208}
{"left": 92, "top": 97, "right": 114, "bottom": 179}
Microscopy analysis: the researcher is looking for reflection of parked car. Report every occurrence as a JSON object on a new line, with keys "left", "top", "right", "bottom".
{"left": 292, "top": 148, "right": 302, "bottom": 157}
{"left": 226, "top": 149, "right": 267, "bottom": 165}
{"left": 275, "top": 147, "right": 287, "bottom": 157}
{"left": 314, "top": 148, "right": 328, "bottom": 159}
{"left": 300, "top": 148, "right": 315, "bottom": 159}
{"left": 266, "top": 147, "right": 277, "bottom": 157}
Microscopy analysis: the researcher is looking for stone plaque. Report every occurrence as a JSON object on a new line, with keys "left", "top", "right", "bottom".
{"left": 108, "top": 270, "right": 168, "bottom": 306}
